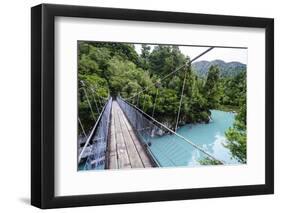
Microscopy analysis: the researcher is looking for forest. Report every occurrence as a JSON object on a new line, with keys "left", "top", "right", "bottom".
{"left": 78, "top": 41, "right": 247, "bottom": 164}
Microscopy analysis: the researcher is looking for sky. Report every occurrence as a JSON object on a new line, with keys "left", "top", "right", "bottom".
{"left": 134, "top": 44, "right": 248, "bottom": 64}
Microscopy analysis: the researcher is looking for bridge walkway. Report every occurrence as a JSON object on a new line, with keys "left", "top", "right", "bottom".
{"left": 107, "top": 101, "right": 153, "bottom": 169}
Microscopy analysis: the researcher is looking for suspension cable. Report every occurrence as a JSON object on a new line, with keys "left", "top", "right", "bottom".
{"left": 81, "top": 87, "right": 96, "bottom": 121}
{"left": 93, "top": 88, "right": 109, "bottom": 100}
{"left": 142, "top": 94, "right": 146, "bottom": 111}
{"left": 124, "top": 65, "right": 187, "bottom": 101}
{"left": 190, "top": 47, "right": 214, "bottom": 63}
{"left": 78, "top": 97, "right": 111, "bottom": 163}
{"left": 136, "top": 92, "right": 140, "bottom": 107}
{"left": 124, "top": 47, "right": 214, "bottom": 101}
{"left": 90, "top": 87, "right": 102, "bottom": 110}
{"left": 95, "top": 93, "right": 103, "bottom": 111}
{"left": 118, "top": 97, "right": 224, "bottom": 164}
{"left": 175, "top": 64, "right": 189, "bottom": 131}
{"left": 78, "top": 117, "right": 87, "bottom": 137}
{"left": 152, "top": 88, "right": 159, "bottom": 118}
{"left": 90, "top": 88, "right": 100, "bottom": 114}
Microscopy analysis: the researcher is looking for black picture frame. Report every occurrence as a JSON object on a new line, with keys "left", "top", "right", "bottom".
{"left": 31, "top": 3, "right": 274, "bottom": 209}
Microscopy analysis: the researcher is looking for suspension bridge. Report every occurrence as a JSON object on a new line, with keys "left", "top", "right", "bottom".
{"left": 78, "top": 47, "right": 225, "bottom": 170}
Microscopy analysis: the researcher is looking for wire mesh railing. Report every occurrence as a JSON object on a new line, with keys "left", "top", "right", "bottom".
{"left": 78, "top": 97, "right": 112, "bottom": 170}
{"left": 117, "top": 96, "right": 224, "bottom": 167}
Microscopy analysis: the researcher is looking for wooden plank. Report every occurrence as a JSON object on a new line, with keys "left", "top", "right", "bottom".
{"left": 107, "top": 101, "right": 153, "bottom": 169}
{"left": 122, "top": 114, "right": 153, "bottom": 168}
{"left": 113, "top": 102, "right": 131, "bottom": 169}
{"left": 116, "top": 106, "right": 144, "bottom": 168}
{"left": 108, "top": 105, "right": 118, "bottom": 169}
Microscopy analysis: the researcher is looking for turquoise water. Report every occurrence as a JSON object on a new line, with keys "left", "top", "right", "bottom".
{"left": 148, "top": 110, "right": 239, "bottom": 167}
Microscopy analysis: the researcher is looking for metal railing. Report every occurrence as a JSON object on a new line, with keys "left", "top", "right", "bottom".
{"left": 78, "top": 97, "right": 112, "bottom": 170}
{"left": 117, "top": 96, "right": 224, "bottom": 166}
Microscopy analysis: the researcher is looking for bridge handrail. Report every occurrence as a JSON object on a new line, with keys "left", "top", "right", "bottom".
{"left": 78, "top": 97, "right": 112, "bottom": 164}
{"left": 117, "top": 96, "right": 224, "bottom": 165}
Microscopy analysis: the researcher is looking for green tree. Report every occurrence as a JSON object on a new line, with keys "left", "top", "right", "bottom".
{"left": 105, "top": 56, "right": 153, "bottom": 97}
{"left": 225, "top": 93, "right": 247, "bottom": 163}
{"left": 139, "top": 44, "right": 151, "bottom": 70}
{"left": 220, "top": 71, "right": 246, "bottom": 107}
{"left": 148, "top": 45, "right": 186, "bottom": 77}
{"left": 178, "top": 66, "right": 209, "bottom": 124}
{"left": 78, "top": 74, "right": 109, "bottom": 135}
{"left": 77, "top": 42, "right": 245, "bottom": 136}
{"left": 203, "top": 65, "right": 222, "bottom": 109}
{"left": 199, "top": 157, "right": 222, "bottom": 165}
{"left": 90, "top": 42, "right": 140, "bottom": 66}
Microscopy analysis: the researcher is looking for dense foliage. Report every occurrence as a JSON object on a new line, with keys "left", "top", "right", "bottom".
{"left": 78, "top": 41, "right": 247, "bottom": 162}
{"left": 224, "top": 80, "right": 247, "bottom": 163}
{"left": 198, "top": 157, "right": 222, "bottom": 165}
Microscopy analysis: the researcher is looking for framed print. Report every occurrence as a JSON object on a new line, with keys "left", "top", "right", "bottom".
{"left": 31, "top": 4, "right": 274, "bottom": 209}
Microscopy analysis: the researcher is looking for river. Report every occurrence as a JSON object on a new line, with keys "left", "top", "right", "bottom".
{"left": 148, "top": 110, "right": 240, "bottom": 167}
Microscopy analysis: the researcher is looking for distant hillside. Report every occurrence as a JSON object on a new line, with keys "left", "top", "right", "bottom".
{"left": 192, "top": 60, "right": 246, "bottom": 78}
